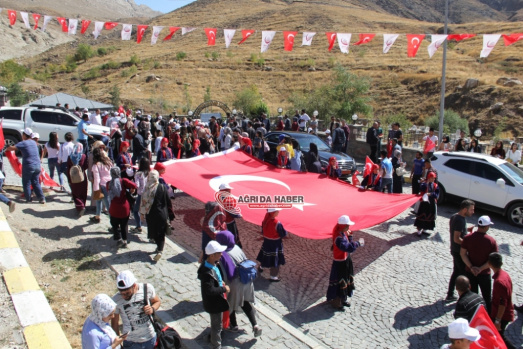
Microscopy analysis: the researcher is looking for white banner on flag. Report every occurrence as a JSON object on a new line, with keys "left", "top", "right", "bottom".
{"left": 20, "top": 12, "right": 30, "bottom": 29}
{"left": 427, "top": 34, "right": 447, "bottom": 58}
{"left": 480, "top": 34, "right": 501, "bottom": 58}
{"left": 93, "top": 21, "right": 104, "bottom": 39}
{"left": 302, "top": 32, "right": 316, "bottom": 46}
{"left": 383, "top": 34, "right": 399, "bottom": 54}
{"left": 261, "top": 31, "right": 276, "bottom": 53}
{"left": 337, "top": 33, "right": 352, "bottom": 54}
{"left": 151, "top": 26, "right": 164, "bottom": 45}
{"left": 121, "top": 24, "right": 132, "bottom": 41}
{"left": 182, "top": 27, "right": 195, "bottom": 35}
{"left": 41, "top": 15, "right": 53, "bottom": 32}
{"left": 68, "top": 19, "right": 78, "bottom": 35}
{"left": 224, "top": 29, "right": 236, "bottom": 48}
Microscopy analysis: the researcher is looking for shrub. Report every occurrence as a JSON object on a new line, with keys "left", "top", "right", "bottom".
{"left": 65, "top": 55, "right": 77, "bottom": 72}
{"left": 82, "top": 67, "right": 101, "bottom": 80}
{"left": 153, "top": 61, "right": 161, "bottom": 69}
{"left": 109, "top": 85, "right": 120, "bottom": 107}
{"left": 74, "top": 43, "right": 94, "bottom": 62}
{"left": 425, "top": 110, "right": 469, "bottom": 135}
{"left": 0, "top": 60, "right": 29, "bottom": 85}
{"left": 6, "top": 83, "right": 30, "bottom": 106}
{"left": 211, "top": 52, "right": 220, "bottom": 60}
{"left": 130, "top": 54, "right": 141, "bottom": 66}
{"left": 33, "top": 69, "right": 51, "bottom": 83}
{"left": 100, "top": 61, "right": 121, "bottom": 70}
{"left": 97, "top": 47, "right": 108, "bottom": 56}
{"left": 128, "top": 66, "right": 138, "bottom": 75}
{"left": 204, "top": 52, "right": 210, "bottom": 59}
{"left": 382, "top": 114, "right": 413, "bottom": 132}
{"left": 176, "top": 52, "right": 187, "bottom": 61}
{"left": 233, "top": 85, "right": 267, "bottom": 117}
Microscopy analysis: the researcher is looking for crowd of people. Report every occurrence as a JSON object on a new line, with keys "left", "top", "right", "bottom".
{"left": 4, "top": 105, "right": 521, "bottom": 349}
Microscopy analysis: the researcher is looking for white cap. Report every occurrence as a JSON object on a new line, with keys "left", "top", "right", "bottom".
{"left": 23, "top": 128, "right": 33, "bottom": 136}
{"left": 448, "top": 318, "right": 480, "bottom": 341}
{"left": 325, "top": 130, "right": 331, "bottom": 134}
{"left": 205, "top": 241, "right": 227, "bottom": 255}
{"left": 158, "top": 115, "right": 163, "bottom": 120}
{"left": 219, "top": 183, "right": 233, "bottom": 190}
{"left": 268, "top": 208, "right": 281, "bottom": 213}
{"left": 338, "top": 215, "right": 355, "bottom": 225}
{"left": 175, "top": 124, "right": 181, "bottom": 130}
{"left": 478, "top": 215, "right": 494, "bottom": 226}
{"left": 116, "top": 270, "right": 137, "bottom": 290}
{"left": 147, "top": 115, "right": 152, "bottom": 120}
{"left": 119, "top": 112, "right": 125, "bottom": 117}
{"left": 136, "top": 110, "right": 141, "bottom": 114}
{"left": 83, "top": 108, "right": 89, "bottom": 112}
{"left": 31, "top": 133, "right": 40, "bottom": 139}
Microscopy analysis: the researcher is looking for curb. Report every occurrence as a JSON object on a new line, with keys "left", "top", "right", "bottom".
{"left": 0, "top": 208, "right": 72, "bottom": 349}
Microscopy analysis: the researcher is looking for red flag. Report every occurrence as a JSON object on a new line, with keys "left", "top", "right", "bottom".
{"left": 283, "top": 31, "right": 298, "bottom": 51}
{"left": 0, "top": 119, "right": 5, "bottom": 149}
{"left": 136, "top": 25, "right": 148, "bottom": 44}
{"left": 326, "top": 32, "right": 337, "bottom": 51}
{"left": 40, "top": 167, "right": 59, "bottom": 187}
{"left": 56, "top": 17, "right": 68, "bottom": 32}
{"left": 204, "top": 28, "right": 217, "bottom": 46}
{"left": 502, "top": 33, "right": 523, "bottom": 46}
{"left": 407, "top": 34, "right": 425, "bottom": 57}
{"left": 80, "top": 20, "right": 91, "bottom": 34}
{"left": 7, "top": 10, "right": 17, "bottom": 26}
{"left": 118, "top": 105, "right": 125, "bottom": 114}
{"left": 363, "top": 156, "right": 374, "bottom": 178}
{"left": 238, "top": 30, "right": 255, "bottom": 45}
{"left": 104, "top": 22, "right": 118, "bottom": 30}
{"left": 351, "top": 170, "right": 360, "bottom": 186}
{"left": 470, "top": 305, "right": 507, "bottom": 349}
{"left": 32, "top": 13, "right": 41, "bottom": 30}
{"left": 6, "top": 151, "right": 22, "bottom": 176}
{"left": 387, "top": 139, "right": 393, "bottom": 158}
{"left": 353, "top": 33, "right": 376, "bottom": 45}
{"left": 163, "top": 26, "right": 180, "bottom": 41}
{"left": 447, "top": 34, "right": 476, "bottom": 42}
{"left": 423, "top": 137, "right": 435, "bottom": 155}
{"left": 161, "top": 149, "right": 420, "bottom": 239}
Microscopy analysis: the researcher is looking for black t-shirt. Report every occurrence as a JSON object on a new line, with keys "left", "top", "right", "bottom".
{"left": 449, "top": 213, "right": 467, "bottom": 255}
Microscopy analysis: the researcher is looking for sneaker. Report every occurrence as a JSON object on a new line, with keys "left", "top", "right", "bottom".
{"left": 149, "top": 239, "right": 156, "bottom": 244}
{"left": 253, "top": 325, "right": 262, "bottom": 337}
{"left": 445, "top": 295, "right": 458, "bottom": 302}
{"left": 153, "top": 252, "right": 162, "bottom": 262}
{"left": 89, "top": 216, "right": 101, "bottom": 223}
{"left": 341, "top": 301, "right": 351, "bottom": 308}
{"left": 416, "top": 230, "right": 422, "bottom": 236}
{"left": 130, "top": 227, "right": 142, "bottom": 233}
{"left": 225, "top": 325, "right": 239, "bottom": 332}
{"left": 116, "top": 240, "right": 127, "bottom": 248}
{"left": 78, "top": 208, "right": 86, "bottom": 217}
{"left": 8, "top": 201, "right": 15, "bottom": 213}
{"left": 269, "top": 277, "right": 281, "bottom": 282}
{"left": 39, "top": 200, "right": 46, "bottom": 205}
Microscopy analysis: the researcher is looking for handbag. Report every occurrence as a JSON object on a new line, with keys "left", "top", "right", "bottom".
{"left": 144, "top": 284, "right": 182, "bottom": 349}
{"left": 92, "top": 190, "right": 104, "bottom": 201}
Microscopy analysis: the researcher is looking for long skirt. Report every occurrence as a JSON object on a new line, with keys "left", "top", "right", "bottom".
{"left": 256, "top": 238, "right": 285, "bottom": 268}
{"left": 414, "top": 199, "right": 437, "bottom": 230}
{"left": 227, "top": 220, "right": 242, "bottom": 248}
{"left": 70, "top": 178, "right": 88, "bottom": 211}
{"left": 326, "top": 256, "right": 355, "bottom": 302}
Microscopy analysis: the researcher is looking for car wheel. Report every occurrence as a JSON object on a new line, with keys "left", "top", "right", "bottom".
{"left": 437, "top": 183, "right": 446, "bottom": 204}
{"left": 4, "top": 135, "right": 19, "bottom": 150}
{"left": 507, "top": 202, "right": 523, "bottom": 227}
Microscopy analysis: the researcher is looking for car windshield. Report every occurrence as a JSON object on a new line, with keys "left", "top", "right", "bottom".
{"left": 500, "top": 162, "right": 523, "bottom": 185}
{"left": 295, "top": 135, "right": 330, "bottom": 152}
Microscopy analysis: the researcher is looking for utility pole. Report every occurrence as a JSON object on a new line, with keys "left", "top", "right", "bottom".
{"left": 438, "top": 0, "right": 449, "bottom": 142}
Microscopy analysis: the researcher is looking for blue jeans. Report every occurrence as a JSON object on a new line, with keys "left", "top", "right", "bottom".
{"left": 380, "top": 178, "right": 392, "bottom": 194}
{"left": 0, "top": 178, "right": 4, "bottom": 190}
{"left": 58, "top": 162, "right": 68, "bottom": 188}
{"left": 133, "top": 194, "right": 142, "bottom": 228}
{"left": 0, "top": 193, "right": 9, "bottom": 205}
{"left": 95, "top": 185, "right": 110, "bottom": 216}
{"left": 77, "top": 139, "right": 89, "bottom": 155}
{"left": 123, "top": 335, "right": 156, "bottom": 349}
{"left": 22, "top": 165, "right": 45, "bottom": 202}
{"left": 47, "top": 158, "right": 61, "bottom": 186}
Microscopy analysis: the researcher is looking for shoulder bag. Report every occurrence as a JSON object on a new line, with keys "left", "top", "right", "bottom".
{"left": 144, "top": 284, "right": 182, "bottom": 349}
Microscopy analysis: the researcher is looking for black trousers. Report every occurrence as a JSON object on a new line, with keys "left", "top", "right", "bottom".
{"left": 229, "top": 301, "right": 257, "bottom": 328}
{"left": 447, "top": 253, "right": 466, "bottom": 296}
{"left": 412, "top": 174, "right": 422, "bottom": 194}
{"left": 110, "top": 216, "right": 129, "bottom": 242}
{"left": 466, "top": 272, "right": 492, "bottom": 313}
{"left": 369, "top": 145, "right": 378, "bottom": 163}
{"left": 499, "top": 320, "right": 516, "bottom": 349}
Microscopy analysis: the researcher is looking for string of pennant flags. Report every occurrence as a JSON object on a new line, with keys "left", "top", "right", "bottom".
{"left": 2, "top": 8, "right": 522, "bottom": 58}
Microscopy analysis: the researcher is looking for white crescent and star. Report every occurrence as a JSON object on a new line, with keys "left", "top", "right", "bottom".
{"left": 386, "top": 39, "right": 394, "bottom": 46}
{"left": 245, "top": 32, "right": 252, "bottom": 37}
{"left": 264, "top": 37, "right": 272, "bottom": 44}
{"left": 341, "top": 38, "right": 349, "bottom": 45}
{"left": 124, "top": 26, "right": 131, "bottom": 33}
{"left": 411, "top": 37, "right": 420, "bottom": 47}
{"left": 330, "top": 33, "right": 336, "bottom": 41}
{"left": 362, "top": 36, "right": 371, "bottom": 43}
{"left": 305, "top": 34, "right": 313, "bottom": 41}
{"left": 139, "top": 28, "right": 146, "bottom": 36}
{"left": 487, "top": 41, "right": 496, "bottom": 48}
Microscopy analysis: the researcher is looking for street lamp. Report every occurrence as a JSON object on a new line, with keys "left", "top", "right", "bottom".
{"left": 232, "top": 109, "right": 237, "bottom": 115}
{"left": 313, "top": 110, "right": 319, "bottom": 117}
{"left": 277, "top": 107, "right": 283, "bottom": 114}
{"left": 188, "top": 110, "right": 193, "bottom": 117}
{"left": 474, "top": 129, "right": 482, "bottom": 138}
{"left": 352, "top": 114, "right": 358, "bottom": 124}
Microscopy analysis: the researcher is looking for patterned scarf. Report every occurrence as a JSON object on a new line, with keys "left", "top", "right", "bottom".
{"left": 87, "top": 294, "right": 119, "bottom": 347}
{"left": 107, "top": 167, "right": 122, "bottom": 204}
{"left": 140, "top": 170, "right": 159, "bottom": 216}
{"left": 70, "top": 143, "right": 83, "bottom": 166}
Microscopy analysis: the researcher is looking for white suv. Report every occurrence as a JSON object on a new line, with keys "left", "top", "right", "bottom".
{"left": 431, "top": 151, "right": 523, "bottom": 227}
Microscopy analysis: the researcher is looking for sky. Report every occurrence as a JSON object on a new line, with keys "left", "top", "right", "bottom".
{"left": 134, "top": 0, "right": 197, "bottom": 13}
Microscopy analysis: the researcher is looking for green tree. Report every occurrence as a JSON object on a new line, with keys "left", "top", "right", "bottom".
{"left": 109, "top": 85, "right": 120, "bottom": 107}
{"left": 203, "top": 86, "right": 211, "bottom": 102}
{"left": 425, "top": 110, "right": 469, "bottom": 135}
{"left": 7, "top": 83, "right": 30, "bottom": 106}
{"left": 233, "top": 85, "right": 268, "bottom": 117}
{"left": 0, "top": 60, "right": 29, "bottom": 85}
{"left": 75, "top": 44, "right": 95, "bottom": 63}
{"left": 81, "top": 84, "right": 90, "bottom": 98}
{"left": 184, "top": 85, "right": 192, "bottom": 112}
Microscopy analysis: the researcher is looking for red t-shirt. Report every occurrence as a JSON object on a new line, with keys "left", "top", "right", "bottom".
{"left": 107, "top": 178, "right": 137, "bottom": 218}
{"left": 491, "top": 269, "right": 514, "bottom": 322}
{"left": 461, "top": 231, "right": 498, "bottom": 275}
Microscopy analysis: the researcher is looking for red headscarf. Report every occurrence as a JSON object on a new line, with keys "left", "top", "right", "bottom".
{"left": 161, "top": 137, "right": 169, "bottom": 146}
{"left": 120, "top": 141, "right": 130, "bottom": 153}
{"left": 154, "top": 162, "right": 166, "bottom": 172}
{"left": 241, "top": 137, "right": 252, "bottom": 147}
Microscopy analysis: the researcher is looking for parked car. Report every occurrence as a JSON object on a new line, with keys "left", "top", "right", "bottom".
{"left": 263, "top": 131, "right": 357, "bottom": 179}
{"left": 0, "top": 105, "right": 110, "bottom": 148}
{"left": 430, "top": 151, "right": 523, "bottom": 227}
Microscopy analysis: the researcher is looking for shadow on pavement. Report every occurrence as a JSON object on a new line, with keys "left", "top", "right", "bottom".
{"left": 167, "top": 300, "right": 204, "bottom": 321}
{"left": 282, "top": 301, "right": 334, "bottom": 326}
{"left": 505, "top": 312, "right": 523, "bottom": 347}
{"left": 393, "top": 300, "right": 454, "bottom": 330}
{"left": 407, "top": 326, "right": 446, "bottom": 349}
{"left": 30, "top": 224, "right": 90, "bottom": 241}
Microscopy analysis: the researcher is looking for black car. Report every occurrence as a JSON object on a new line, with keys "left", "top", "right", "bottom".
{"left": 263, "top": 131, "right": 357, "bottom": 178}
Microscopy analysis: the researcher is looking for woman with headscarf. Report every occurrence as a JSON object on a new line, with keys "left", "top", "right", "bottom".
{"left": 361, "top": 164, "right": 381, "bottom": 190}
{"left": 216, "top": 230, "right": 262, "bottom": 337}
{"left": 116, "top": 141, "right": 133, "bottom": 180}
{"left": 414, "top": 171, "right": 439, "bottom": 236}
{"left": 391, "top": 150, "right": 404, "bottom": 193}
{"left": 82, "top": 294, "right": 126, "bottom": 349}
{"left": 156, "top": 137, "right": 173, "bottom": 163}
{"left": 140, "top": 170, "right": 175, "bottom": 262}
{"left": 240, "top": 137, "right": 253, "bottom": 156}
{"left": 66, "top": 143, "right": 88, "bottom": 217}
{"left": 107, "top": 167, "right": 137, "bottom": 248}
{"left": 305, "top": 143, "right": 323, "bottom": 173}
{"left": 90, "top": 148, "right": 113, "bottom": 224}
{"left": 289, "top": 139, "right": 305, "bottom": 172}
{"left": 325, "top": 156, "right": 341, "bottom": 179}
{"left": 438, "top": 136, "right": 452, "bottom": 151}
{"left": 326, "top": 215, "right": 362, "bottom": 311}
{"left": 467, "top": 139, "right": 481, "bottom": 153}
{"left": 256, "top": 208, "right": 287, "bottom": 282}
{"left": 253, "top": 131, "right": 265, "bottom": 160}
{"left": 130, "top": 157, "right": 150, "bottom": 234}
{"left": 191, "top": 139, "right": 201, "bottom": 158}
{"left": 221, "top": 127, "right": 232, "bottom": 151}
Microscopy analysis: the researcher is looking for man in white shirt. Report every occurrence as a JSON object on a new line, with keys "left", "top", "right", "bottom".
{"left": 423, "top": 128, "right": 439, "bottom": 158}
{"left": 57, "top": 132, "right": 75, "bottom": 192}
{"left": 105, "top": 112, "right": 119, "bottom": 128}
{"left": 89, "top": 109, "right": 102, "bottom": 125}
{"left": 298, "top": 109, "right": 310, "bottom": 132}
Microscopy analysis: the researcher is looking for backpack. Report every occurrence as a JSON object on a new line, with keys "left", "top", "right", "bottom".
{"left": 238, "top": 260, "right": 257, "bottom": 284}
{"left": 69, "top": 164, "right": 84, "bottom": 183}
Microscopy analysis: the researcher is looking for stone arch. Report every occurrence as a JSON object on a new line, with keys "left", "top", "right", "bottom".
{"left": 192, "top": 100, "right": 232, "bottom": 118}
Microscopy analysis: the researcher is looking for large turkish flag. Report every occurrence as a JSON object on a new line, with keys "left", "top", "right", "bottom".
{"left": 161, "top": 148, "right": 419, "bottom": 239}
{"left": 470, "top": 305, "right": 507, "bottom": 349}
